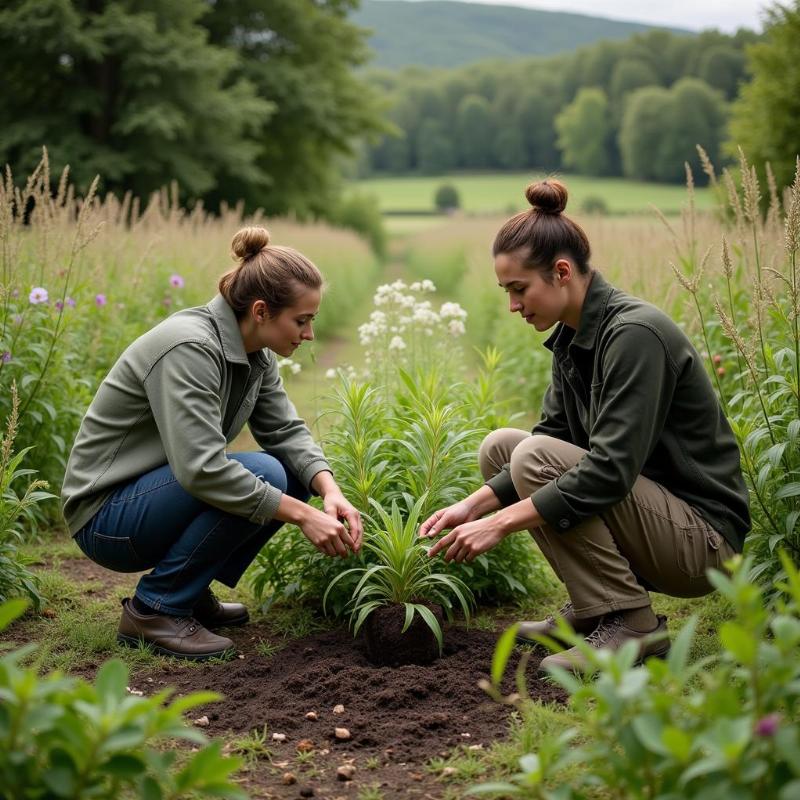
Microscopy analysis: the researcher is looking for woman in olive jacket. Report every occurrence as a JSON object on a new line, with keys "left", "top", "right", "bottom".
{"left": 62, "top": 227, "right": 362, "bottom": 660}
{"left": 421, "top": 179, "right": 750, "bottom": 673}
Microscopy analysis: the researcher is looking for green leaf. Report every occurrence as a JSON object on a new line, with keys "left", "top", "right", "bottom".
{"left": 632, "top": 714, "right": 670, "bottom": 755}
{"left": 102, "top": 753, "right": 146, "bottom": 779}
{"left": 719, "top": 621, "right": 757, "bottom": 665}
{"left": 95, "top": 659, "right": 128, "bottom": 701}
{"left": 775, "top": 482, "right": 800, "bottom": 500}
{"left": 491, "top": 624, "right": 519, "bottom": 686}
{"left": 667, "top": 615, "right": 696, "bottom": 674}
{"left": 0, "top": 598, "right": 29, "bottom": 631}
{"left": 139, "top": 775, "right": 164, "bottom": 800}
{"left": 401, "top": 602, "right": 416, "bottom": 634}
{"left": 414, "top": 603, "right": 443, "bottom": 654}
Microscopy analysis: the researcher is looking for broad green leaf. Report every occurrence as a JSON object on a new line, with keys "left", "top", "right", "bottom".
{"left": 0, "top": 598, "right": 29, "bottom": 631}
{"left": 95, "top": 659, "right": 128, "bottom": 701}
{"left": 632, "top": 714, "right": 670, "bottom": 755}
{"left": 719, "top": 621, "right": 757, "bottom": 665}
{"left": 414, "top": 603, "right": 443, "bottom": 654}
{"left": 667, "top": 615, "right": 697, "bottom": 674}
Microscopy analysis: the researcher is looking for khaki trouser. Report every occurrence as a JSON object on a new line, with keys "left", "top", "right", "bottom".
{"left": 479, "top": 429, "right": 735, "bottom": 618}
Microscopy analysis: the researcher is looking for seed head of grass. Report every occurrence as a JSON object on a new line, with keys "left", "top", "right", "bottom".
{"left": 786, "top": 156, "right": 800, "bottom": 256}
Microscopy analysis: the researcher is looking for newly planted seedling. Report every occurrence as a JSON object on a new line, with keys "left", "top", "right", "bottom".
{"left": 324, "top": 495, "right": 474, "bottom": 661}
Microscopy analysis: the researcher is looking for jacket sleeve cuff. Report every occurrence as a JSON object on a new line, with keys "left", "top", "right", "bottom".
{"left": 251, "top": 483, "right": 284, "bottom": 525}
{"left": 299, "top": 459, "right": 333, "bottom": 494}
{"left": 531, "top": 481, "right": 580, "bottom": 532}
{"left": 485, "top": 465, "right": 519, "bottom": 507}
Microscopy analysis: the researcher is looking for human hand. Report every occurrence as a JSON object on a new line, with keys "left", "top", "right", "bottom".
{"left": 322, "top": 488, "right": 363, "bottom": 553}
{"left": 299, "top": 505, "right": 357, "bottom": 558}
{"left": 418, "top": 500, "right": 476, "bottom": 540}
{"left": 426, "top": 516, "right": 507, "bottom": 563}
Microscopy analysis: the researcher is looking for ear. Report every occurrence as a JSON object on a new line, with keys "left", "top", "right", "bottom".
{"left": 554, "top": 258, "right": 572, "bottom": 285}
{"left": 251, "top": 299, "right": 270, "bottom": 323}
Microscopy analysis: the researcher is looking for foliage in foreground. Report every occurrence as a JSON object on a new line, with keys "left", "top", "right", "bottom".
{"left": 0, "top": 599, "right": 246, "bottom": 799}
{"left": 474, "top": 553, "right": 800, "bottom": 799}
{"left": 324, "top": 496, "right": 474, "bottom": 653}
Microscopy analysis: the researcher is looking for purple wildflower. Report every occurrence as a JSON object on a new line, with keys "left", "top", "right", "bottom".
{"left": 95, "top": 294, "right": 107, "bottom": 307}
{"left": 169, "top": 273, "right": 185, "bottom": 289}
{"left": 55, "top": 300, "right": 64, "bottom": 311}
{"left": 66, "top": 297, "right": 76, "bottom": 308}
{"left": 29, "top": 287, "right": 48, "bottom": 304}
{"left": 1, "top": 351, "right": 11, "bottom": 363}
{"left": 755, "top": 713, "right": 782, "bottom": 737}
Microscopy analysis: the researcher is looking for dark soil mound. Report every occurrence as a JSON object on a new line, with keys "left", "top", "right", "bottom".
{"left": 363, "top": 602, "right": 444, "bottom": 666}
{"left": 133, "top": 620, "right": 566, "bottom": 799}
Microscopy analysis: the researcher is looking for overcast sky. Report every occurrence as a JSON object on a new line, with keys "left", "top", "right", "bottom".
{"left": 449, "top": 0, "right": 770, "bottom": 32}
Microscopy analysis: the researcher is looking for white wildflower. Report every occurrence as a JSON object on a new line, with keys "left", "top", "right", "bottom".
{"left": 389, "top": 336, "right": 406, "bottom": 351}
{"left": 410, "top": 281, "right": 422, "bottom": 291}
{"left": 439, "top": 302, "right": 467, "bottom": 320}
{"left": 421, "top": 279, "right": 436, "bottom": 292}
{"left": 447, "top": 319, "right": 466, "bottom": 337}
{"left": 290, "top": 362, "right": 301, "bottom": 375}
{"left": 390, "top": 279, "right": 408, "bottom": 291}
{"left": 325, "top": 368, "right": 337, "bottom": 379}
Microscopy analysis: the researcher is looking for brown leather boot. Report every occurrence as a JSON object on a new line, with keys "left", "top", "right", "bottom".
{"left": 192, "top": 588, "right": 249, "bottom": 629}
{"left": 515, "top": 601, "right": 601, "bottom": 647}
{"left": 117, "top": 598, "right": 235, "bottom": 660}
{"left": 539, "top": 614, "right": 670, "bottom": 674}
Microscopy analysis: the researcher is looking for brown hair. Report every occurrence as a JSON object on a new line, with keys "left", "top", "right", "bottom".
{"left": 219, "top": 226, "right": 323, "bottom": 318}
{"left": 492, "top": 179, "right": 591, "bottom": 281}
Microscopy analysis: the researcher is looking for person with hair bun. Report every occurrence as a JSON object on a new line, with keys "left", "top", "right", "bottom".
{"left": 421, "top": 179, "right": 749, "bottom": 673}
{"left": 62, "top": 226, "right": 362, "bottom": 660}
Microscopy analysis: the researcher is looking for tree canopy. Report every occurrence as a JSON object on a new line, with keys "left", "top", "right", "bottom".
{"left": 0, "top": 0, "right": 384, "bottom": 216}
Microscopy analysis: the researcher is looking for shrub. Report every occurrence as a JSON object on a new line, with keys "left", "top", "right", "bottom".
{"left": 434, "top": 183, "right": 461, "bottom": 212}
{"left": 327, "top": 191, "right": 387, "bottom": 258}
{"left": 579, "top": 194, "right": 609, "bottom": 215}
{"left": 475, "top": 553, "right": 800, "bottom": 798}
{"left": 0, "top": 599, "right": 246, "bottom": 799}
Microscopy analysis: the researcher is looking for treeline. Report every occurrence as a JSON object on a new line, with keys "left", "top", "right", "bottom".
{"left": 0, "top": 0, "right": 384, "bottom": 218}
{"left": 362, "top": 28, "right": 757, "bottom": 183}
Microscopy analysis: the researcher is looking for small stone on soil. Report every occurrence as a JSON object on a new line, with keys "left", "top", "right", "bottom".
{"left": 409, "top": 772, "right": 424, "bottom": 781}
{"left": 336, "top": 765, "right": 356, "bottom": 781}
{"left": 282, "top": 772, "right": 297, "bottom": 785}
{"left": 238, "top": 654, "right": 245, "bottom": 659}
{"left": 296, "top": 739, "right": 315, "bottom": 752}
{"left": 468, "top": 743, "right": 483, "bottom": 750}
{"left": 272, "top": 732, "right": 287, "bottom": 742}
{"left": 304, "top": 711, "right": 318, "bottom": 720}
{"left": 333, "top": 704, "right": 345, "bottom": 714}
{"left": 441, "top": 767, "right": 457, "bottom": 777}
{"left": 334, "top": 727, "right": 351, "bottom": 740}
{"left": 193, "top": 715, "right": 209, "bottom": 727}
{"left": 460, "top": 732, "right": 471, "bottom": 737}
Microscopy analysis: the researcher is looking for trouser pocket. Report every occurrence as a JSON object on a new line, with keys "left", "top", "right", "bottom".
{"left": 75, "top": 527, "right": 148, "bottom": 573}
{"left": 676, "top": 525, "right": 721, "bottom": 578}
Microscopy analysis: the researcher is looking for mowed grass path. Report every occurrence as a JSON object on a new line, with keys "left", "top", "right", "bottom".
{"left": 351, "top": 171, "right": 713, "bottom": 216}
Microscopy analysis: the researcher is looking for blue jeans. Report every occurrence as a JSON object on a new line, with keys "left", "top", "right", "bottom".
{"left": 74, "top": 452, "right": 309, "bottom": 616}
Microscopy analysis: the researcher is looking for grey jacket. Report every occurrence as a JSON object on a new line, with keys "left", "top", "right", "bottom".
{"left": 62, "top": 294, "right": 330, "bottom": 535}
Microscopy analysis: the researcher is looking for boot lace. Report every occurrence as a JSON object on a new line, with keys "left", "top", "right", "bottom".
{"left": 585, "top": 614, "right": 623, "bottom": 648}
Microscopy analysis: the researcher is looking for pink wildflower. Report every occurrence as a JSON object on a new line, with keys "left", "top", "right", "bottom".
{"left": 29, "top": 287, "right": 48, "bottom": 304}
{"left": 169, "top": 274, "right": 185, "bottom": 289}
{"left": 55, "top": 300, "right": 64, "bottom": 311}
{"left": 95, "top": 294, "right": 107, "bottom": 307}
{"left": 755, "top": 713, "right": 781, "bottom": 737}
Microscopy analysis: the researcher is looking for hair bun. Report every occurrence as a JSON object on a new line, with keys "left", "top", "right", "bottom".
{"left": 231, "top": 226, "right": 271, "bottom": 261}
{"left": 525, "top": 179, "right": 568, "bottom": 215}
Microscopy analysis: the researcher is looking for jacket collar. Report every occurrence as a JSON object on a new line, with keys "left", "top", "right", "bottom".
{"left": 207, "top": 294, "right": 269, "bottom": 368}
{"left": 543, "top": 270, "right": 613, "bottom": 354}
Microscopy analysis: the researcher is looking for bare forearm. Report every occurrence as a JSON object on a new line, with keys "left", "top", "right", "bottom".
{"left": 310, "top": 469, "right": 337, "bottom": 497}
{"left": 494, "top": 497, "right": 544, "bottom": 535}
{"left": 464, "top": 484, "right": 503, "bottom": 518}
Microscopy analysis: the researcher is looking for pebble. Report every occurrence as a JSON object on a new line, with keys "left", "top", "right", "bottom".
{"left": 333, "top": 704, "right": 345, "bottom": 714}
{"left": 126, "top": 687, "right": 144, "bottom": 696}
{"left": 468, "top": 744, "right": 483, "bottom": 750}
{"left": 238, "top": 654, "right": 245, "bottom": 659}
{"left": 334, "top": 727, "right": 351, "bottom": 740}
{"left": 409, "top": 772, "right": 424, "bottom": 781}
{"left": 272, "top": 732, "right": 287, "bottom": 743}
{"left": 460, "top": 732, "right": 471, "bottom": 738}
{"left": 282, "top": 772, "right": 297, "bottom": 785}
{"left": 337, "top": 765, "right": 356, "bottom": 781}
{"left": 296, "top": 739, "right": 315, "bottom": 753}
{"left": 305, "top": 711, "right": 318, "bottom": 721}
{"left": 193, "top": 716, "right": 209, "bottom": 727}
{"left": 442, "top": 767, "right": 457, "bottom": 778}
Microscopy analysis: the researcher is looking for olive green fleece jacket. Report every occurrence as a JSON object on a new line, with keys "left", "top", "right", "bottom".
{"left": 62, "top": 294, "right": 330, "bottom": 536}
{"left": 486, "top": 271, "right": 750, "bottom": 552}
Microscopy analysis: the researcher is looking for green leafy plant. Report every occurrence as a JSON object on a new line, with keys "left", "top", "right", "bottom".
{"left": 474, "top": 553, "right": 800, "bottom": 799}
{"left": 323, "top": 496, "right": 474, "bottom": 654}
{"left": 0, "top": 599, "right": 247, "bottom": 799}
{"left": 670, "top": 150, "right": 800, "bottom": 585}
{"left": 0, "top": 382, "right": 53, "bottom": 607}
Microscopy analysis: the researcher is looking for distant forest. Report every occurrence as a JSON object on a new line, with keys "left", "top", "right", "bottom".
{"left": 360, "top": 28, "right": 759, "bottom": 183}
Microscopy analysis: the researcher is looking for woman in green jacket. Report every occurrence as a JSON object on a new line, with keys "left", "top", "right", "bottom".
{"left": 421, "top": 179, "right": 750, "bottom": 673}
{"left": 62, "top": 226, "right": 362, "bottom": 660}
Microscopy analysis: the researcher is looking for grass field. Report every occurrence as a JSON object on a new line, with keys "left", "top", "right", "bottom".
{"left": 350, "top": 171, "right": 714, "bottom": 218}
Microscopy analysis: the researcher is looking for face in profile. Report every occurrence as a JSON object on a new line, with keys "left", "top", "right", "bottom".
{"left": 494, "top": 252, "right": 568, "bottom": 332}
{"left": 256, "top": 287, "right": 321, "bottom": 357}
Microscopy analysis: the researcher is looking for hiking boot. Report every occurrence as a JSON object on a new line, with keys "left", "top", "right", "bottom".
{"left": 193, "top": 588, "right": 249, "bottom": 629}
{"left": 117, "top": 597, "right": 235, "bottom": 661}
{"left": 538, "top": 613, "right": 670, "bottom": 674}
{"left": 515, "top": 601, "right": 601, "bottom": 646}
